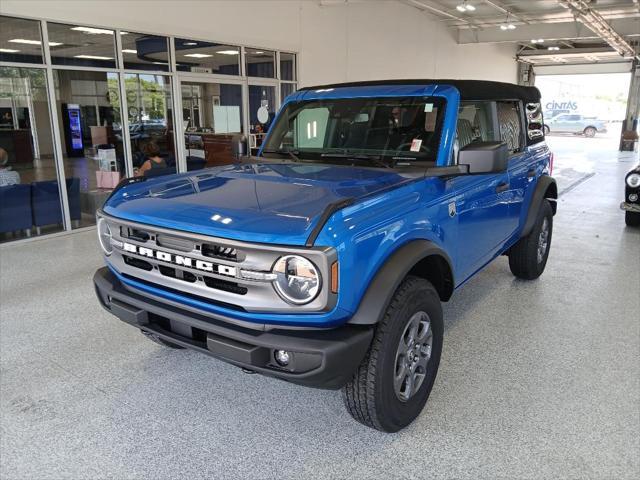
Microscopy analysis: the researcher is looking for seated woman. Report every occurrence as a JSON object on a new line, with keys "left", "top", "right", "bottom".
{"left": 135, "top": 142, "right": 167, "bottom": 177}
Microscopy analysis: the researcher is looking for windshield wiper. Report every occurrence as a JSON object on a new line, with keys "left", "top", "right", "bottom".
{"left": 321, "top": 152, "right": 391, "bottom": 169}
{"left": 262, "top": 148, "right": 301, "bottom": 163}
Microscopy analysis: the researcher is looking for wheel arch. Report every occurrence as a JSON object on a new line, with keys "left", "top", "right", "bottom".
{"left": 347, "top": 240, "right": 454, "bottom": 326}
{"left": 521, "top": 175, "right": 557, "bottom": 238}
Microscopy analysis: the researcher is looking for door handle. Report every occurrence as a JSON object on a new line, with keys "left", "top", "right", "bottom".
{"left": 527, "top": 169, "right": 536, "bottom": 178}
{"left": 495, "top": 182, "right": 509, "bottom": 193}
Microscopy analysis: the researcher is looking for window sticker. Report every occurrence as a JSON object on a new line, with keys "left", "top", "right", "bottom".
{"left": 410, "top": 139, "right": 423, "bottom": 152}
{"left": 424, "top": 103, "right": 434, "bottom": 113}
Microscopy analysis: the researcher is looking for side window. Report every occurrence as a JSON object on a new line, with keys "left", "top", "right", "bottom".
{"left": 496, "top": 101, "right": 524, "bottom": 154}
{"left": 457, "top": 101, "right": 495, "bottom": 149}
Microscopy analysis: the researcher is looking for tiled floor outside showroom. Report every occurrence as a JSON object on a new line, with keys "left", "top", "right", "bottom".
{"left": 1, "top": 131, "right": 638, "bottom": 479}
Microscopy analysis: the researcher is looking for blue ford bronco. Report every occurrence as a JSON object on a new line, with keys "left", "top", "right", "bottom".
{"left": 94, "top": 79, "right": 557, "bottom": 432}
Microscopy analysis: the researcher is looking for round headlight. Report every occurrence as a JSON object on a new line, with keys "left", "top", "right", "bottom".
{"left": 627, "top": 173, "right": 640, "bottom": 188}
{"left": 97, "top": 217, "right": 113, "bottom": 255}
{"left": 272, "top": 255, "right": 321, "bottom": 305}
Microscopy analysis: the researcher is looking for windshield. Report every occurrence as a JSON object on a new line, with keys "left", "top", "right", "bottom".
{"left": 262, "top": 96, "right": 446, "bottom": 166}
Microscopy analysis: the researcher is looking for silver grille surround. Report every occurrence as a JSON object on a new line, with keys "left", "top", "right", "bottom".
{"left": 98, "top": 211, "right": 337, "bottom": 313}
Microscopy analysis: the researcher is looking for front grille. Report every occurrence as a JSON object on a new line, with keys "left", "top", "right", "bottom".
{"left": 202, "top": 243, "right": 238, "bottom": 261}
{"left": 203, "top": 276, "right": 248, "bottom": 295}
{"left": 122, "top": 273, "right": 246, "bottom": 311}
{"left": 121, "top": 226, "right": 151, "bottom": 243}
{"left": 123, "top": 255, "right": 153, "bottom": 271}
{"left": 158, "top": 265, "right": 197, "bottom": 283}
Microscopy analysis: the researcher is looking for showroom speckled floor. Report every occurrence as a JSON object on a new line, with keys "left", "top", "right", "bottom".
{"left": 1, "top": 135, "right": 639, "bottom": 479}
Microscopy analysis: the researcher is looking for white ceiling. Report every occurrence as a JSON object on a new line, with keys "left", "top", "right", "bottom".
{"left": 402, "top": 0, "right": 640, "bottom": 66}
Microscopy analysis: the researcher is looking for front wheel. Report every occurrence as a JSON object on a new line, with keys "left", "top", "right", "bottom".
{"left": 508, "top": 199, "right": 553, "bottom": 279}
{"left": 583, "top": 126, "right": 597, "bottom": 137}
{"left": 626, "top": 211, "right": 640, "bottom": 227}
{"left": 342, "top": 276, "right": 443, "bottom": 432}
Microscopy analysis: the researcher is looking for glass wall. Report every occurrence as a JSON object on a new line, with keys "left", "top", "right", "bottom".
{"left": 52, "top": 70, "right": 125, "bottom": 228}
{"left": 121, "top": 32, "right": 170, "bottom": 72}
{"left": 0, "top": 16, "right": 44, "bottom": 64}
{"left": 181, "top": 80, "right": 243, "bottom": 170}
{"left": 47, "top": 22, "right": 117, "bottom": 69}
{"left": 175, "top": 39, "right": 240, "bottom": 75}
{"left": 0, "top": 67, "right": 62, "bottom": 242}
{"left": 124, "top": 73, "right": 176, "bottom": 177}
{"left": 0, "top": 14, "right": 297, "bottom": 243}
{"left": 248, "top": 84, "right": 276, "bottom": 152}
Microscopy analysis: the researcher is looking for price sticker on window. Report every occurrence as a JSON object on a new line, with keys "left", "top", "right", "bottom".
{"left": 410, "top": 139, "right": 423, "bottom": 152}
{"left": 424, "top": 103, "right": 434, "bottom": 113}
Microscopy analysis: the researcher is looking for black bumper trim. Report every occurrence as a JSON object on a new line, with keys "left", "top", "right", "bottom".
{"left": 94, "top": 267, "right": 373, "bottom": 389}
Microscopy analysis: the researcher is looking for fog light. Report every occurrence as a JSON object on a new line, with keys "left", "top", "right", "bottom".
{"left": 629, "top": 193, "right": 638, "bottom": 202}
{"left": 274, "top": 349, "right": 291, "bottom": 366}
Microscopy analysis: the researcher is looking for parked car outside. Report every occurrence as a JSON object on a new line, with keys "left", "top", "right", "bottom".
{"left": 543, "top": 113, "right": 607, "bottom": 137}
{"left": 94, "top": 80, "right": 557, "bottom": 432}
{"left": 620, "top": 164, "right": 640, "bottom": 226}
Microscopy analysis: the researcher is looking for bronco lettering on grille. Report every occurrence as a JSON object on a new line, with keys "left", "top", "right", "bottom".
{"left": 121, "top": 242, "right": 237, "bottom": 277}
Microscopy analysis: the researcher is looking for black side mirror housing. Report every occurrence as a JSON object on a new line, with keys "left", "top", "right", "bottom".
{"left": 231, "top": 134, "right": 248, "bottom": 159}
{"left": 458, "top": 141, "right": 508, "bottom": 174}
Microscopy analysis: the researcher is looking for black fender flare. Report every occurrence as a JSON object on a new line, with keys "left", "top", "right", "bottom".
{"left": 347, "top": 240, "right": 454, "bottom": 326}
{"left": 521, "top": 175, "right": 557, "bottom": 238}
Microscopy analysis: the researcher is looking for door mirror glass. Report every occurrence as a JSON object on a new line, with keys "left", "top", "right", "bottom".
{"left": 458, "top": 141, "right": 508, "bottom": 174}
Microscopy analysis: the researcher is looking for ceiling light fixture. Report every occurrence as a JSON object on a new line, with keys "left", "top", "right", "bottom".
{"left": 184, "top": 53, "right": 213, "bottom": 58}
{"left": 74, "top": 54, "right": 113, "bottom": 60}
{"left": 217, "top": 50, "right": 239, "bottom": 55}
{"left": 500, "top": 13, "right": 516, "bottom": 30}
{"left": 184, "top": 42, "right": 198, "bottom": 46}
{"left": 9, "top": 38, "right": 63, "bottom": 46}
{"left": 456, "top": 1, "right": 475, "bottom": 12}
{"left": 531, "top": 39, "right": 544, "bottom": 44}
{"left": 122, "top": 49, "right": 137, "bottom": 54}
{"left": 547, "top": 46, "right": 560, "bottom": 51}
{"left": 0, "top": 48, "right": 20, "bottom": 53}
{"left": 71, "top": 26, "right": 114, "bottom": 35}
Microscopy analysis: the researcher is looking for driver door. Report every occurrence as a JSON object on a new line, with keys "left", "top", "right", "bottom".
{"left": 450, "top": 101, "right": 513, "bottom": 281}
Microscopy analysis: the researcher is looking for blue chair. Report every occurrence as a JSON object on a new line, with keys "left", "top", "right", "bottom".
{"left": 31, "top": 178, "right": 82, "bottom": 234}
{"left": 0, "top": 184, "right": 32, "bottom": 235}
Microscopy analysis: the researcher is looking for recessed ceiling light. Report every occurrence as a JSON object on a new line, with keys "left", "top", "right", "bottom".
{"left": 122, "top": 49, "right": 137, "bottom": 54}
{"left": 71, "top": 26, "right": 114, "bottom": 35}
{"left": 547, "top": 46, "right": 560, "bottom": 51}
{"left": 74, "top": 54, "right": 113, "bottom": 60}
{"left": 531, "top": 38, "right": 544, "bottom": 44}
{"left": 253, "top": 51, "right": 265, "bottom": 54}
{"left": 184, "top": 53, "right": 213, "bottom": 58}
{"left": 9, "top": 38, "right": 63, "bottom": 46}
{"left": 184, "top": 42, "right": 197, "bottom": 46}
{"left": 217, "top": 50, "right": 239, "bottom": 55}
{"left": 0, "top": 48, "right": 19, "bottom": 53}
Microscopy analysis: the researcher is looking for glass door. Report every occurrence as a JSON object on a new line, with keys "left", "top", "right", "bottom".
{"left": 248, "top": 81, "right": 278, "bottom": 154}
{"left": 178, "top": 76, "right": 244, "bottom": 171}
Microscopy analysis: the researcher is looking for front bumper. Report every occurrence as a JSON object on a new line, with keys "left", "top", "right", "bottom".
{"left": 620, "top": 201, "right": 640, "bottom": 213}
{"left": 94, "top": 267, "right": 373, "bottom": 389}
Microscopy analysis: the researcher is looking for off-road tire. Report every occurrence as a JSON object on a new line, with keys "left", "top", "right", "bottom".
{"left": 583, "top": 126, "right": 597, "bottom": 138}
{"left": 625, "top": 211, "right": 640, "bottom": 227}
{"left": 508, "top": 199, "right": 553, "bottom": 279}
{"left": 142, "top": 331, "right": 185, "bottom": 349}
{"left": 342, "top": 276, "right": 443, "bottom": 432}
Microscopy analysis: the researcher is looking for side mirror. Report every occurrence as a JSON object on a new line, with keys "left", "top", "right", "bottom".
{"left": 458, "top": 141, "right": 508, "bottom": 174}
{"left": 231, "top": 134, "right": 248, "bottom": 159}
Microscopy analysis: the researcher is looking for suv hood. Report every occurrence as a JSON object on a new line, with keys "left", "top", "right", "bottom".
{"left": 103, "top": 163, "right": 413, "bottom": 245}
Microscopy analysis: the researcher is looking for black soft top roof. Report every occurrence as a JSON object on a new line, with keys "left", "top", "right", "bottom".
{"left": 299, "top": 79, "right": 541, "bottom": 103}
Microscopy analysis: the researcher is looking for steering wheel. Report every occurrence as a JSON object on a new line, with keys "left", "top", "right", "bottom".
{"left": 395, "top": 141, "right": 429, "bottom": 154}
